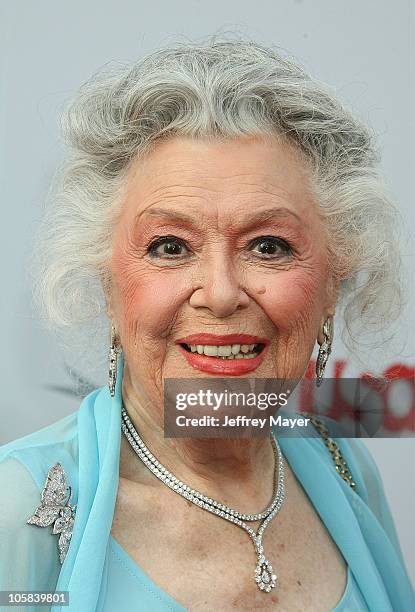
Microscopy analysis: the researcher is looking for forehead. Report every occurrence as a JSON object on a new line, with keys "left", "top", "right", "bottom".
{"left": 122, "top": 135, "right": 319, "bottom": 222}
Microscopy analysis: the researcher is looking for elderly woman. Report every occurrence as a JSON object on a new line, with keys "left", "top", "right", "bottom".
{"left": 0, "top": 39, "right": 414, "bottom": 612}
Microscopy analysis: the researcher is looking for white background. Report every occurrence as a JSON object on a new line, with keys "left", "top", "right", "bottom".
{"left": 1, "top": 0, "right": 414, "bottom": 585}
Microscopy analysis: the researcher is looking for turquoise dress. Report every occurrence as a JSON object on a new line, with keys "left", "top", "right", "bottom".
{"left": 100, "top": 534, "right": 366, "bottom": 611}
{"left": 0, "top": 353, "right": 414, "bottom": 611}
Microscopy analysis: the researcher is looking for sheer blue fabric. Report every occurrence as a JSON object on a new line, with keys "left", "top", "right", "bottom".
{"left": 0, "top": 352, "right": 414, "bottom": 611}
{"left": 99, "top": 534, "right": 367, "bottom": 611}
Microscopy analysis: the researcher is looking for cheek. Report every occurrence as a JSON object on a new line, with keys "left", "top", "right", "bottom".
{"left": 260, "top": 266, "right": 325, "bottom": 337}
{"left": 110, "top": 247, "right": 187, "bottom": 342}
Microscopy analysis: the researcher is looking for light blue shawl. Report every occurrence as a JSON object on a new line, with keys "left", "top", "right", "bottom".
{"left": 0, "top": 351, "right": 414, "bottom": 611}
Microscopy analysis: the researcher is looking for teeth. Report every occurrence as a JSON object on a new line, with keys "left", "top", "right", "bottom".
{"left": 204, "top": 345, "right": 218, "bottom": 357}
{"left": 217, "top": 345, "right": 231, "bottom": 356}
{"left": 184, "top": 343, "right": 261, "bottom": 360}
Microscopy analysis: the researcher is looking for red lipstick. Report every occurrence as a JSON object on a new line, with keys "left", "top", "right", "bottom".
{"left": 176, "top": 333, "right": 269, "bottom": 346}
{"left": 175, "top": 333, "right": 270, "bottom": 376}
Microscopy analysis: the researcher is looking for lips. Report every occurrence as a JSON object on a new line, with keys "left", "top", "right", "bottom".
{"left": 176, "top": 333, "right": 269, "bottom": 346}
{"left": 175, "top": 333, "right": 270, "bottom": 375}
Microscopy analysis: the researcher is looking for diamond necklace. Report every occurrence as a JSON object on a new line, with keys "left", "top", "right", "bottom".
{"left": 121, "top": 404, "right": 286, "bottom": 592}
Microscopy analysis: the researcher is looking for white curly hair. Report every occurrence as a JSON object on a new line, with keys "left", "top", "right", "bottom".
{"left": 29, "top": 35, "right": 407, "bottom": 377}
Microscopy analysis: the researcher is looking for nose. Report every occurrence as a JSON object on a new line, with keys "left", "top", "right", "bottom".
{"left": 189, "top": 251, "right": 250, "bottom": 318}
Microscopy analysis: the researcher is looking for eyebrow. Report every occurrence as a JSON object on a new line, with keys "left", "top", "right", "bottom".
{"left": 138, "top": 206, "right": 302, "bottom": 227}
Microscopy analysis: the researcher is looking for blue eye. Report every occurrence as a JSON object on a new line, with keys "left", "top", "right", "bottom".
{"left": 249, "top": 236, "right": 293, "bottom": 257}
{"left": 147, "top": 236, "right": 189, "bottom": 258}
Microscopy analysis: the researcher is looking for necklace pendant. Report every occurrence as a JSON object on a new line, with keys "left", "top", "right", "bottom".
{"left": 255, "top": 555, "right": 277, "bottom": 592}
{"left": 122, "top": 408, "right": 284, "bottom": 595}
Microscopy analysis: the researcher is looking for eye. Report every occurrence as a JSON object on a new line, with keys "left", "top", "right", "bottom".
{"left": 248, "top": 235, "right": 293, "bottom": 258}
{"left": 147, "top": 235, "right": 191, "bottom": 258}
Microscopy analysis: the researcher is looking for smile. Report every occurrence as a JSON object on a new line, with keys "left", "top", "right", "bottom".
{"left": 180, "top": 342, "right": 265, "bottom": 359}
{"left": 175, "top": 335, "right": 269, "bottom": 376}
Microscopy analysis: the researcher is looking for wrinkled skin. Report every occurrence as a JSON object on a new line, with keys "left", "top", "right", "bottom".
{"left": 105, "top": 133, "right": 336, "bottom": 487}
{"left": 106, "top": 135, "right": 347, "bottom": 611}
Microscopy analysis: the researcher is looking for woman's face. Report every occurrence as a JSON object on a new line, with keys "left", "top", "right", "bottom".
{"left": 108, "top": 135, "right": 335, "bottom": 407}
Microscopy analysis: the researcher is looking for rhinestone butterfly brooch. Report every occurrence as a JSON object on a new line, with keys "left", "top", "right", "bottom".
{"left": 26, "top": 462, "right": 77, "bottom": 564}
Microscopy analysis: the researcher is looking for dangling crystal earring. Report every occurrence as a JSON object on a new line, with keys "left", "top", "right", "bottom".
{"left": 108, "top": 323, "right": 120, "bottom": 397}
{"left": 316, "top": 316, "right": 334, "bottom": 387}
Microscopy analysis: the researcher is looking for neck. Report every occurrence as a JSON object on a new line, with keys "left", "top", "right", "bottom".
{"left": 120, "top": 367, "right": 277, "bottom": 513}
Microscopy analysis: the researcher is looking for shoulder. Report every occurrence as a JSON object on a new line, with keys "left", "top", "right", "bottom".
{"left": 0, "top": 410, "right": 81, "bottom": 590}
{"left": 333, "top": 436, "right": 392, "bottom": 521}
{"left": 0, "top": 408, "right": 79, "bottom": 455}
{"left": 0, "top": 408, "right": 80, "bottom": 496}
{"left": 0, "top": 386, "right": 105, "bottom": 487}
{"left": 302, "top": 413, "right": 383, "bottom": 495}
{"left": 308, "top": 423, "right": 406, "bottom": 553}
{"left": 0, "top": 407, "right": 82, "bottom": 545}
{"left": 0, "top": 386, "right": 105, "bottom": 515}
{"left": 300, "top": 413, "right": 390, "bottom": 513}
{"left": 330, "top": 435, "right": 384, "bottom": 502}
{"left": 0, "top": 454, "right": 64, "bottom": 590}
{"left": 0, "top": 386, "right": 110, "bottom": 589}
